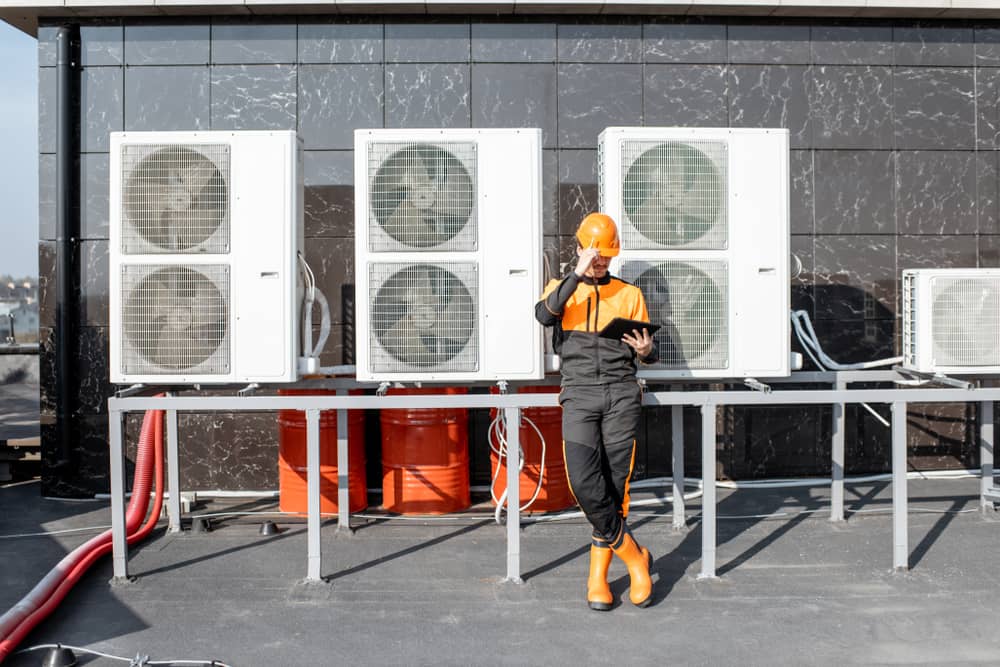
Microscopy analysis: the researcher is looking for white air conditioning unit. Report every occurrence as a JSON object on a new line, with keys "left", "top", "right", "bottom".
{"left": 600, "top": 127, "right": 790, "bottom": 379}
{"left": 903, "top": 268, "right": 1000, "bottom": 374}
{"left": 109, "top": 131, "right": 303, "bottom": 384}
{"left": 354, "top": 128, "right": 543, "bottom": 382}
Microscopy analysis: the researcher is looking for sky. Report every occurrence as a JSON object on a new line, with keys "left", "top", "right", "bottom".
{"left": 0, "top": 21, "right": 38, "bottom": 279}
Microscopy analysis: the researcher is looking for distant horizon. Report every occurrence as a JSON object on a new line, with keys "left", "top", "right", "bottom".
{"left": 0, "top": 21, "right": 39, "bottom": 279}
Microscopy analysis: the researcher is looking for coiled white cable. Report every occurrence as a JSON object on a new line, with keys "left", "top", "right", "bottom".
{"left": 488, "top": 411, "right": 547, "bottom": 524}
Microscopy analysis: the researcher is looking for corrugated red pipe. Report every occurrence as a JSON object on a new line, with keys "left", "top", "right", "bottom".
{"left": 0, "top": 408, "right": 165, "bottom": 663}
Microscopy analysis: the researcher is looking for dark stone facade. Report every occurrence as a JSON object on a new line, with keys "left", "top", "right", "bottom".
{"left": 36, "top": 17, "right": 999, "bottom": 495}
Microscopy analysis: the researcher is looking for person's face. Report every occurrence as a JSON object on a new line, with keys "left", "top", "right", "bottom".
{"left": 578, "top": 246, "right": 611, "bottom": 278}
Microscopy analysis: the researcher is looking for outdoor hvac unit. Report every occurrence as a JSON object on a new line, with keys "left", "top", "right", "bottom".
{"left": 903, "top": 268, "right": 1000, "bottom": 374}
{"left": 600, "top": 127, "right": 790, "bottom": 379}
{"left": 109, "top": 131, "right": 303, "bottom": 384}
{"left": 354, "top": 128, "right": 543, "bottom": 382}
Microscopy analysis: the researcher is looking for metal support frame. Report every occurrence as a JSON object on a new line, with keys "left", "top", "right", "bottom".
{"left": 306, "top": 409, "right": 322, "bottom": 581}
{"left": 698, "top": 403, "right": 717, "bottom": 579}
{"left": 892, "top": 401, "right": 908, "bottom": 572}
{"left": 166, "top": 406, "right": 181, "bottom": 533}
{"left": 503, "top": 407, "right": 522, "bottom": 584}
{"left": 671, "top": 402, "right": 685, "bottom": 531}
{"left": 336, "top": 389, "right": 351, "bottom": 534}
{"left": 830, "top": 377, "right": 846, "bottom": 523}
{"left": 106, "top": 372, "right": 1000, "bottom": 585}
{"left": 981, "top": 401, "right": 998, "bottom": 509}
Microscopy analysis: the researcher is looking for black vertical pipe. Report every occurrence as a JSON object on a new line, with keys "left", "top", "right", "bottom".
{"left": 54, "top": 24, "right": 80, "bottom": 489}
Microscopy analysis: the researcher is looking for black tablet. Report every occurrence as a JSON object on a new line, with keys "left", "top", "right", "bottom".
{"left": 598, "top": 317, "right": 661, "bottom": 340}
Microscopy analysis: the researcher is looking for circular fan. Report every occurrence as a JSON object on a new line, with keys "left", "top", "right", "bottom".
{"left": 633, "top": 262, "right": 725, "bottom": 365}
{"left": 623, "top": 142, "right": 723, "bottom": 247}
{"left": 371, "top": 264, "right": 475, "bottom": 367}
{"left": 124, "top": 147, "right": 227, "bottom": 251}
{"left": 124, "top": 267, "right": 227, "bottom": 370}
{"left": 932, "top": 279, "right": 1000, "bottom": 365}
{"left": 371, "top": 144, "right": 474, "bottom": 248}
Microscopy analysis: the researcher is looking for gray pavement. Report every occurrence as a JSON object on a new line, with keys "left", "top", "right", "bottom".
{"left": 2, "top": 476, "right": 999, "bottom": 666}
{"left": 0, "top": 355, "right": 39, "bottom": 443}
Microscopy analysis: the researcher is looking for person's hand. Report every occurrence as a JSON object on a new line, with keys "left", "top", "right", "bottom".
{"left": 575, "top": 247, "right": 600, "bottom": 277}
{"left": 622, "top": 328, "right": 653, "bottom": 358}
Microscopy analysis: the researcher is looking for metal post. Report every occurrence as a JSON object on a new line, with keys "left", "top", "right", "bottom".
{"left": 109, "top": 410, "right": 128, "bottom": 580}
{"left": 503, "top": 407, "right": 522, "bottom": 584}
{"left": 980, "top": 400, "right": 994, "bottom": 512}
{"left": 305, "top": 409, "right": 322, "bottom": 581}
{"left": 830, "top": 377, "right": 846, "bottom": 522}
{"left": 166, "top": 408, "right": 181, "bottom": 533}
{"left": 891, "top": 401, "right": 908, "bottom": 572}
{"left": 336, "top": 389, "right": 351, "bottom": 533}
{"left": 698, "top": 403, "right": 717, "bottom": 579}
{"left": 671, "top": 403, "right": 685, "bottom": 530}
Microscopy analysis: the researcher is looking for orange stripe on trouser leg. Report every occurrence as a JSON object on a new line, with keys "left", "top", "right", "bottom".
{"left": 561, "top": 440, "right": 581, "bottom": 508}
{"left": 621, "top": 439, "right": 637, "bottom": 519}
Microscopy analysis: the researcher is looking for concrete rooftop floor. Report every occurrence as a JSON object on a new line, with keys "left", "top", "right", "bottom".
{"left": 2, "top": 474, "right": 1000, "bottom": 666}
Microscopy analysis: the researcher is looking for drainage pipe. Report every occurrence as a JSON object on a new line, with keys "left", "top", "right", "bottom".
{"left": 0, "top": 410, "right": 163, "bottom": 662}
{"left": 53, "top": 23, "right": 80, "bottom": 490}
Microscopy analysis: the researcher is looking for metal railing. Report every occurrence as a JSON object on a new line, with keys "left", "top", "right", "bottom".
{"left": 106, "top": 370, "right": 999, "bottom": 585}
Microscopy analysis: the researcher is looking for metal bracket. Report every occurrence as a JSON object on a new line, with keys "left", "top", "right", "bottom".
{"left": 115, "top": 384, "right": 146, "bottom": 398}
{"left": 496, "top": 380, "right": 509, "bottom": 394}
{"left": 984, "top": 487, "right": 1000, "bottom": 504}
{"left": 238, "top": 383, "right": 261, "bottom": 397}
{"left": 376, "top": 382, "right": 391, "bottom": 396}
{"left": 893, "top": 366, "right": 973, "bottom": 390}
{"left": 744, "top": 377, "right": 772, "bottom": 394}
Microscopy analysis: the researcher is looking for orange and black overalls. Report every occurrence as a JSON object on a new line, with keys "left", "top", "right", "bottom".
{"left": 534, "top": 271, "right": 658, "bottom": 543}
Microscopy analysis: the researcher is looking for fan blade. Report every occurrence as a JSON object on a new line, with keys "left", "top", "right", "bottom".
{"left": 379, "top": 315, "right": 427, "bottom": 364}
{"left": 185, "top": 280, "right": 225, "bottom": 329}
{"left": 170, "top": 157, "right": 218, "bottom": 195}
{"left": 384, "top": 201, "right": 437, "bottom": 247}
{"left": 426, "top": 164, "right": 474, "bottom": 220}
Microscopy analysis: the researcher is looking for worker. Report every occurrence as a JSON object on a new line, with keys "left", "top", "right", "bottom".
{"left": 534, "top": 212, "right": 659, "bottom": 610}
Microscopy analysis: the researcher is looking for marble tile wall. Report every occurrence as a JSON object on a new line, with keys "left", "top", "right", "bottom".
{"left": 37, "top": 17, "right": 1000, "bottom": 494}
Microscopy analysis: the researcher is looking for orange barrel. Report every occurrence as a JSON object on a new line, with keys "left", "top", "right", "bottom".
{"left": 380, "top": 387, "right": 470, "bottom": 514}
{"left": 490, "top": 386, "right": 574, "bottom": 513}
{"left": 277, "top": 389, "right": 367, "bottom": 514}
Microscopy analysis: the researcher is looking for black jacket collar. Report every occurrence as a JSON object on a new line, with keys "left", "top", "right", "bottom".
{"left": 579, "top": 273, "right": 612, "bottom": 286}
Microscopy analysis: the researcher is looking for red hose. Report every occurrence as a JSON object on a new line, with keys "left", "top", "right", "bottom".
{"left": 0, "top": 409, "right": 165, "bottom": 663}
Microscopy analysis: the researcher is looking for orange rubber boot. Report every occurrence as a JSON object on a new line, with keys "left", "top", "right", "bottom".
{"left": 611, "top": 529, "right": 653, "bottom": 607}
{"left": 587, "top": 542, "right": 613, "bottom": 611}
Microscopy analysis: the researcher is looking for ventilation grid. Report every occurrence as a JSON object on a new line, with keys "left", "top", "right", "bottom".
{"left": 121, "top": 264, "right": 230, "bottom": 375}
{"left": 621, "top": 260, "right": 728, "bottom": 369}
{"left": 930, "top": 276, "right": 1000, "bottom": 367}
{"left": 368, "top": 262, "right": 478, "bottom": 372}
{"left": 367, "top": 142, "right": 477, "bottom": 252}
{"left": 902, "top": 272, "right": 917, "bottom": 368}
{"left": 121, "top": 144, "right": 230, "bottom": 255}
{"left": 620, "top": 140, "right": 727, "bottom": 251}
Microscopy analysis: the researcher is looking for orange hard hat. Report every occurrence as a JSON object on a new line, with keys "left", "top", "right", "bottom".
{"left": 576, "top": 212, "right": 620, "bottom": 257}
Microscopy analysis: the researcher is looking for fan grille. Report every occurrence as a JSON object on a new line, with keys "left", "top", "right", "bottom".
{"left": 369, "top": 262, "right": 478, "bottom": 373}
{"left": 930, "top": 276, "right": 1000, "bottom": 366}
{"left": 121, "top": 264, "right": 230, "bottom": 375}
{"left": 121, "top": 144, "right": 230, "bottom": 255}
{"left": 621, "top": 260, "right": 728, "bottom": 369}
{"left": 368, "top": 142, "right": 477, "bottom": 252}
{"left": 620, "top": 140, "right": 727, "bottom": 251}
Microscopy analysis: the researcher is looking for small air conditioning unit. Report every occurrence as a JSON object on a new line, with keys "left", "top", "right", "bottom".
{"left": 354, "top": 128, "right": 543, "bottom": 382}
{"left": 903, "top": 268, "right": 1000, "bottom": 374}
{"left": 109, "top": 131, "right": 303, "bottom": 384}
{"left": 600, "top": 127, "right": 790, "bottom": 379}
